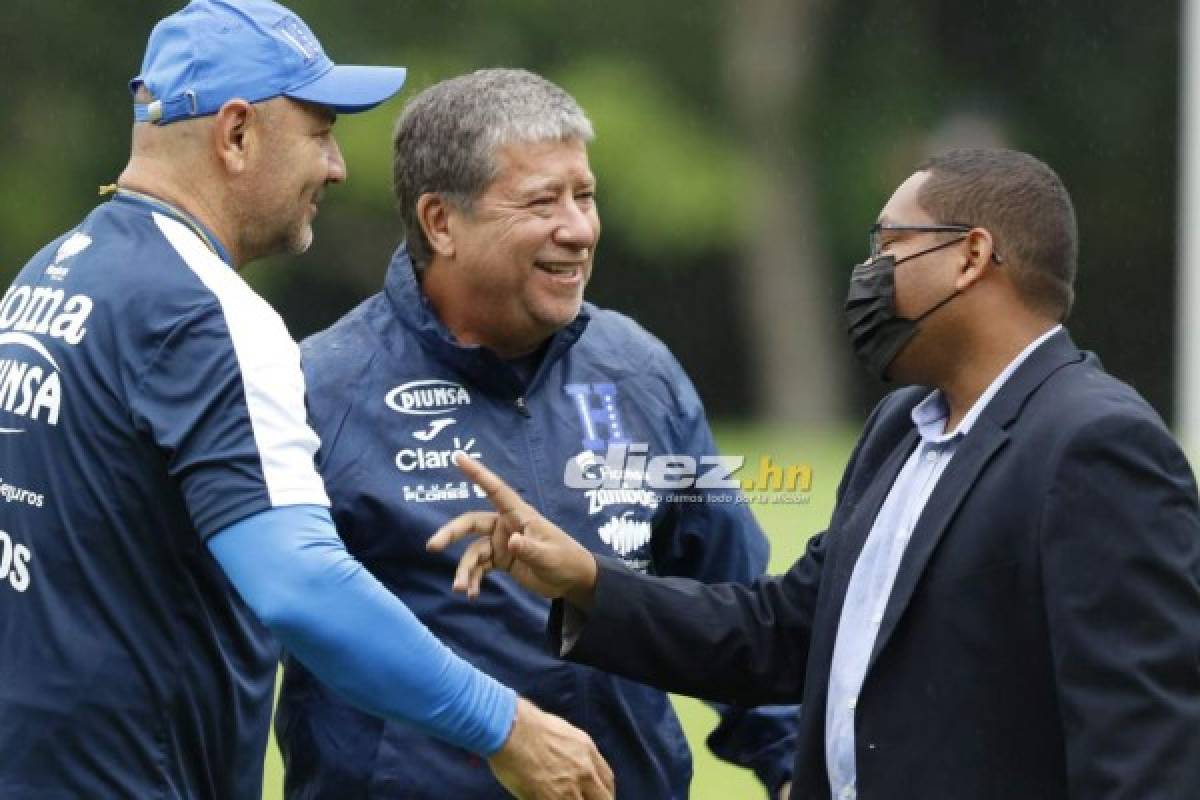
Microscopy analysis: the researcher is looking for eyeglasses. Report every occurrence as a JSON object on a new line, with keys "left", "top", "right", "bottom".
{"left": 868, "top": 222, "right": 1004, "bottom": 263}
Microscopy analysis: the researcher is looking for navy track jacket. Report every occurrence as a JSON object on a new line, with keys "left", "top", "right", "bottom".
{"left": 276, "top": 246, "right": 799, "bottom": 799}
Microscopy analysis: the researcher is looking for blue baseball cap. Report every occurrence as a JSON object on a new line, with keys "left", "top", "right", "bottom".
{"left": 131, "top": 0, "right": 407, "bottom": 125}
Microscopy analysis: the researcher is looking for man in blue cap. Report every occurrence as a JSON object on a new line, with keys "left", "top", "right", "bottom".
{"left": 0, "top": 3, "right": 613, "bottom": 799}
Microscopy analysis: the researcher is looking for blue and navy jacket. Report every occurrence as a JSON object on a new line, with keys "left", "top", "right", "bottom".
{"left": 276, "top": 246, "right": 798, "bottom": 799}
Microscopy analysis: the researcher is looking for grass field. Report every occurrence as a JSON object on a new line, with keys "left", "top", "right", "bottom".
{"left": 260, "top": 423, "right": 857, "bottom": 799}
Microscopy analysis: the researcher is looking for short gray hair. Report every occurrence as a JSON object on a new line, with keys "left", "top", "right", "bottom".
{"left": 392, "top": 68, "right": 595, "bottom": 272}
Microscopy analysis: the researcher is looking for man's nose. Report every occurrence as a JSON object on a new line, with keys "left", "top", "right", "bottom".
{"left": 554, "top": 199, "right": 598, "bottom": 249}
{"left": 327, "top": 135, "right": 348, "bottom": 184}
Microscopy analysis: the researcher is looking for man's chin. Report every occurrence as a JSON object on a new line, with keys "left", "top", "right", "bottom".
{"left": 537, "top": 298, "right": 584, "bottom": 331}
{"left": 288, "top": 227, "right": 315, "bottom": 256}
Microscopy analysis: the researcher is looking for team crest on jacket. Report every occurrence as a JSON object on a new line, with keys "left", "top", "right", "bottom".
{"left": 564, "top": 382, "right": 629, "bottom": 451}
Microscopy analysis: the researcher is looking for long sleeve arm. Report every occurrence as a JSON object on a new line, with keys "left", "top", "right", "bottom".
{"left": 208, "top": 504, "right": 517, "bottom": 756}
{"left": 551, "top": 530, "right": 827, "bottom": 707}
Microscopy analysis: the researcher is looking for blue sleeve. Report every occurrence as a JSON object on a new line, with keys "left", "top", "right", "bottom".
{"left": 652, "top": 353, "right": 799, "bottom": 793}
{"left": 207, "top": 504, "right": 517, "bottom": 756}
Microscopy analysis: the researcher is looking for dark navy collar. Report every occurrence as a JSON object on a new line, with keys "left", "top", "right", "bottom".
{"left": 381, "top": 244, "right": 590, "bottom": 392}
{"left": 979, "top": 326, "right": 1085, "bottom": 430}
{"left": 112, "top": 189, "right": 234, "bottom": 266}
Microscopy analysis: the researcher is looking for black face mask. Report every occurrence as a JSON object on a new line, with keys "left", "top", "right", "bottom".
{"left": 843, "top": 236, "right": 965, "bottom": 381}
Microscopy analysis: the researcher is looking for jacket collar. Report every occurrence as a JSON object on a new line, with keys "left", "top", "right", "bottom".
{"left": 381, "top": 244, "right": 591, "bottom": 390}
{"left": 113, "top": 189, "right": 233, "bottom": 266}
{"left": 979, "top": 326, "right": 1085, "bottom": 430}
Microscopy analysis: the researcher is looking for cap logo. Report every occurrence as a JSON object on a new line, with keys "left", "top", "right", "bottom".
{"left": 274, "top": 17, "right": 318, "bottom": 63}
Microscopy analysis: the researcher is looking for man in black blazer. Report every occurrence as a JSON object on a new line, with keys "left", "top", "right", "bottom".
{"left": 430, "top": 149, "right": 1200, "bottom": 799}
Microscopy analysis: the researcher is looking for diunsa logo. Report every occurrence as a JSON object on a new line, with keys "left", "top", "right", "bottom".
{"left": 386, "top": 380, "right": 471, "bottom": 416}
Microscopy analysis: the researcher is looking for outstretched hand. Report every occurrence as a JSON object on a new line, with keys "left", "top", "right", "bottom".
{"left": 427, "top": 454, "right": 598, "bottom": 609}
{"left": 489, "top": 697, "right": 615, "bottom": 800}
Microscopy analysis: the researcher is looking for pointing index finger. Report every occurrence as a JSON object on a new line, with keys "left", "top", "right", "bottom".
{"left": 452, "top": 452, "right": 526, "bottom": 518}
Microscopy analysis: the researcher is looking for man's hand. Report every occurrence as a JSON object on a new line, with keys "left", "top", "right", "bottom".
{"left": 427, "top": 453, "right": 599, "bottom": 610}
{"left": 488, "top": 697, "right": 615, "bottom": 799}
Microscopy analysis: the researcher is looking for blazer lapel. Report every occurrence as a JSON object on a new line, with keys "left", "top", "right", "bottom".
{"left": 826, "top": 428, "right": 920, "bottom": 601}
{"left": 865, "top": 328, "right": 1086, "bottom": 670}
{"left": 866, "top": 420, "right": 1008, "bottom": 670}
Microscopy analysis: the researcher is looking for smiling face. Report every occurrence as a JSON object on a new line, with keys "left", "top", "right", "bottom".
{"left": 240, "top": 97, "right": 346, "bottom": 260}
{"left": 429, "top": 137, "right": 600, "bottom": 356}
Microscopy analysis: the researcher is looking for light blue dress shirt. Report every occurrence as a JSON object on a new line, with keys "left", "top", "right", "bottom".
{"left": 824, "top": 325, "right": 1061, "bottom": 800}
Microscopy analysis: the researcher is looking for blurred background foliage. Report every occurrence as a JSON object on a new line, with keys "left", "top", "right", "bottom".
{"left": 0, "top": 0, "right": 1180, "bottom": 426}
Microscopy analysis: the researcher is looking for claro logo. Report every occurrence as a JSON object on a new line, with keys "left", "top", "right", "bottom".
{"left": 385, "top": 380, "right": 471, "bottom": 416}
{"left": 0, "top": 530, "right": 32, "bottom": 593}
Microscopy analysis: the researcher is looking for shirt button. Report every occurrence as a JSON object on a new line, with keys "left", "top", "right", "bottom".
{"left": 925, "top": 450, "right": 938, "bottom": 462}
{"left": 872, "top": 612, "right": 883, "bottom": 626}
{"left": 840, "top": 787, "right": 856, "bottom": 799}
{"left": 848, "top": 696, "right": 857, "bottom": 711}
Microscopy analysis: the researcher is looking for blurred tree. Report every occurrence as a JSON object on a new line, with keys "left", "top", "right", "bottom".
{"left": 0, "top": 0, "right": 1183, "bottom": 424}
{"left": 805, "top": 0, "right": 1179, "bottom": 420}
{"left": 724, "top": 0, "right": 845, "bottom": 424}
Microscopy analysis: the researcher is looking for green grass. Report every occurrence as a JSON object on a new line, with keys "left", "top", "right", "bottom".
{"left": 261, "top": 423, "right": 857, "bottom": 799}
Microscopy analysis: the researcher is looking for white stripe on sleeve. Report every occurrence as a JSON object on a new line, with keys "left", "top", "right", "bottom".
{"left": 153, "top": 213, "right": 330, "bottom": 509}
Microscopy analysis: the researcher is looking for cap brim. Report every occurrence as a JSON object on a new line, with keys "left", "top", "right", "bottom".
{"left": 286, "top": 65, "right": 407, "bottom": 114}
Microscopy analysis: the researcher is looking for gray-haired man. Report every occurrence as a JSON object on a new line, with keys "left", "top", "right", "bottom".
{"left": 278, "top": 68, "right": 799, "bottom": 799}
{"left": 0, "top": 4, "right": 612, "bottom": 798}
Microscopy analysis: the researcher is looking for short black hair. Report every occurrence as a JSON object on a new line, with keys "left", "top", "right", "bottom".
{"left": 916, "top": 148, "right": 1078, "bottom": 320}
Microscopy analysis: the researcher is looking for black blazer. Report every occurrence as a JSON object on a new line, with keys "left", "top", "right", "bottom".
{"left": 551, "top": 331, "right": 1200, "bottom": 799}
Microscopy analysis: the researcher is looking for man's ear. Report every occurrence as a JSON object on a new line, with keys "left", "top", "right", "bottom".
{"left": 956, "top": 227, "right": 998, "bottom": 291}
{"left": 417, "top": 193, "right": 456, "bottom": 259}
{"left": 211, "top": 99, "right": 256, "bottom": 175}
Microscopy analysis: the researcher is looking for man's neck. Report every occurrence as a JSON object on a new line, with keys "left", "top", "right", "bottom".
{"left": 116, "top": 162, "right": 241, "bottom": 267}
{"left": 421, "top": 266, "right": 548, "bottom": 359}
{"left": 939, "top": 320, "right": 1058, "bottom": 432}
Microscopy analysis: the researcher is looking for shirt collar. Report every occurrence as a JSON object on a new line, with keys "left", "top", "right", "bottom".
{"left": 911, "top": 324, "right": 1063, "bottom": 443}
{"left": 112, "top": 189, "right": 233, "bottom": 266}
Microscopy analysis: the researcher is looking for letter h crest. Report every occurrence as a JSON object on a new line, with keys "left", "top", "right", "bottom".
{"left": 564, "top": 382, "right": 630, "bottom": 452}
